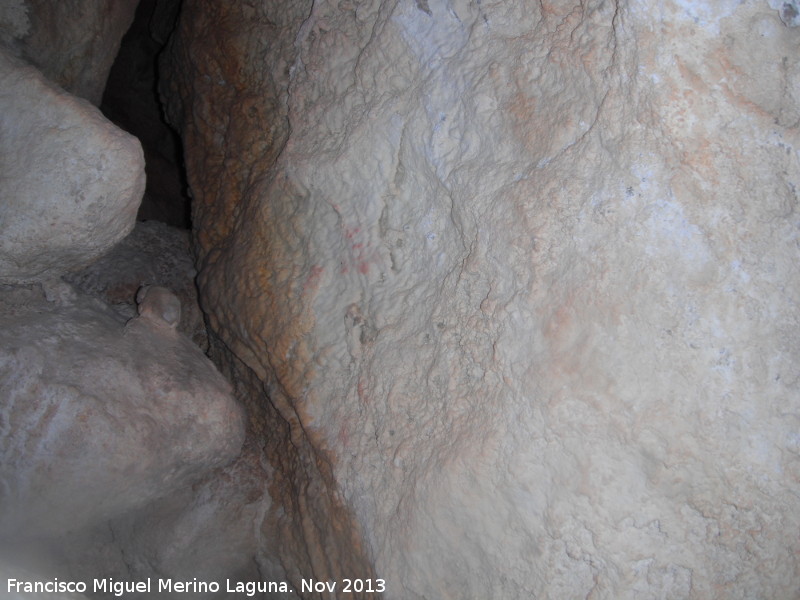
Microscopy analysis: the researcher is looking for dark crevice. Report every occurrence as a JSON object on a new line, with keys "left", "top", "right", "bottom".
{"left": 100, "top": 0, "right": 190, "bottom": 229}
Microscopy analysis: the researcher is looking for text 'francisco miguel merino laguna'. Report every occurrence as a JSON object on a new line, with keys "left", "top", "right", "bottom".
{"left": 9, "top": 577, "right": 387, "bottom": 596}
{"left": 8, "top": 578, "right": 291, "bottom": 597}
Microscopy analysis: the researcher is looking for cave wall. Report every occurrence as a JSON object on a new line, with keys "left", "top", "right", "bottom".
{"left": 0, "top": 0, "right": 139, "bottom": 105}
{"left": 160, "top": 0, "right": 800, "bottom": 597}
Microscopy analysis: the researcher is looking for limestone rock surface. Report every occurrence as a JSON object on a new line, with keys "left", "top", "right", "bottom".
{"left": 0, "top": 284, "right": 245, "bottom": 540}
{"left": 0, "top": 0, "right": 139, "bottom": 104}
{"left": 65, "top": 220, "right": 209, "bottom": 350}
{"left": 163, "top": 0, "right": 800, "bottom": 598}
{"left": 0, "top": 49, "right": 145, "bottom": 284}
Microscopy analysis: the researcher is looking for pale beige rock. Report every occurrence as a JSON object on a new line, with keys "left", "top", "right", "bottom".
{"left": 0, "top": 284, "right": 245, "bottom": 540}
{"left": 163, "top": 0, "right": 800, "bottom": 597}
{"left": 22, "top": 345, "right": 301, "bottom": 600}
{"left": 0, "top": 48, "right": 145, "bottom": 284}
{"left": 136, "top": 285, "right": 182, "bottom": 328}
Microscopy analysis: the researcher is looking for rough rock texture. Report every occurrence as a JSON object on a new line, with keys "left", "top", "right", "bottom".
{"left": 0, "top": 48, "right": 145, "bottom": 284}
{"left": 0, "top": 283, "right": 245, "bottom": 540}
{"left": 162, "top": 1, "right": 800, "bottom": 598}
{"left": 0, "top": 0, "right": 139, "bottom": 104}
{"left": 65, "top": 220, "right": 209, "bottom": 350}
{"left": 163, "top": 2, "right": 380, "bottom": 591}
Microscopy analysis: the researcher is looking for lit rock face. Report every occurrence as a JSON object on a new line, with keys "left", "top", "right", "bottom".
{"left": 0, "top": 0, "right": 139, "bottom": 104}
{"left": 0, "top": 284, "right": 245, "bottom": 540}
{"left": 163, "top": 1, "right": 800, "bottom": 597}
{"left": 0, "top": 49, "right": 145, "bottom": 284}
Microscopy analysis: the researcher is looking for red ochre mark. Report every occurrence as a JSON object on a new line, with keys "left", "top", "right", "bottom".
{"left": 303, "top": 264, "right": 324, "bottom": 292}
{"left": 357, "top": 376, "right": 371, "bottom": 405}
{"left": 338, "top": 423, "right": 349, "bottom": 448}
{"left": 341, "top": 222, "right": 380, "bottom": 275}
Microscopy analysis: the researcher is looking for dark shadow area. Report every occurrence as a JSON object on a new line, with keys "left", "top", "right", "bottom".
{"left": 100, "top": 0, "right": 190, "bottom": 229}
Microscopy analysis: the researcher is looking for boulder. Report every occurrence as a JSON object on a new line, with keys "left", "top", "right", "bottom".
{"left": 160, "top": 1, "right": 800, "bottom": 597}
{"left": 0, "top": 49, "right": 145, "bottom": 285}
{"left": 0, "top": 283, "right": 245, "bottom": 540}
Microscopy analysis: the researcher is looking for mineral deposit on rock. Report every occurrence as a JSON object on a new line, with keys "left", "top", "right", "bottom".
{"left": 160, "top": 1, "right": 800, "bottom": 597}
{"left": 0, "top": 49, "right": 145, "bottom": 284}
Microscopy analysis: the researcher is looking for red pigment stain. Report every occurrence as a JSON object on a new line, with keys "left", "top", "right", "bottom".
{"left": 357, "top": 376, "right": 370, "bottom": 404}
{"left": 340, "top": 221, "right": 380, "bottom": 275}
{"left": 338, "top": 424, "right": 349, "bottom": 448}
{"left": 303, "top": 265, "right": 323, "bottom": 292}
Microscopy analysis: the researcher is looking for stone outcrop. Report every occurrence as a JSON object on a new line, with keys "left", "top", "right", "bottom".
{"left": 0, "top": 48, "right": 145, "bottom": 285}
{"left": 0, "top": 0, "right": 139, "bottom": 105}
{"left": 162, "top": 0, "right": 800, "bottom": 598}
{"left": 0, "top": 283, "right": 245, "bottom": 540}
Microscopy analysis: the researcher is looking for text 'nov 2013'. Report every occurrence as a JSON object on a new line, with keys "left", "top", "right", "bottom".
{"left": 8, "top": 577, "right": 387, "bottom": 597}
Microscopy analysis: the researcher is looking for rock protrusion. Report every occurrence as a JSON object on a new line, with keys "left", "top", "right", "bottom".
{"left": 0, "top": 286, "right": 245, "bottom": 540}
{"left": 161, "top": 1, "right": 800, "bottom": 597}
{"left": 136, "top": 285, "right": 181, "bottom": 329}
{"left": 0, "top": 48, "right": 145, "bottom": 285}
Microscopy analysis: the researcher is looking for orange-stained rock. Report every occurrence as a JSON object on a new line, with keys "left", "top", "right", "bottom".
{"left": 162, "top": 1, "right": 800, "bottom": 597}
